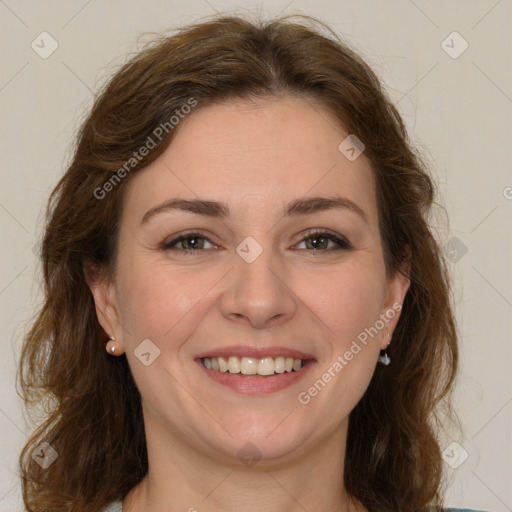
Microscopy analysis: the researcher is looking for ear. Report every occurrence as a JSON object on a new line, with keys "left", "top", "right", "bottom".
{"left": 380, "top": 245, "right": 411, "bottom": 349}
{"left": 83, "top": 261, "right": 122, "bottom": 344}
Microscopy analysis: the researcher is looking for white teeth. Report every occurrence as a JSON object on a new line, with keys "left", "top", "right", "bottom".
{"left": 218, "top": 357, "right": 228, "bottom": 372}
{"left": 202, "top": 355, "right": 306, "bottom": 375}
{"left": 257, "top": 357, "right": 275, "bottom": 376}
{"left": 227, "top": 356, "right": 240, "bottom": 373}
{"left": 274, "top": 356, "right": 285, "bottom": 374}
{"left": 240, "top": 357, "right": 258, "bottom": 374}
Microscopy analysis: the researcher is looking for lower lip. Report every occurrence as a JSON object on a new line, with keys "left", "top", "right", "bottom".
{"left": 195, "top": 359, "right": 316, "bottom": 395}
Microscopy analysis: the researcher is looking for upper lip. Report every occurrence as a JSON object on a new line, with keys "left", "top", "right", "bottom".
{"left": 195, "top": 345, "right": 316, "bottom": 361}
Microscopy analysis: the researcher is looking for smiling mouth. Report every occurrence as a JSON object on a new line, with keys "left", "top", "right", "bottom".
{"left": 200, "top": 356, "right": 308, "bottom": 376}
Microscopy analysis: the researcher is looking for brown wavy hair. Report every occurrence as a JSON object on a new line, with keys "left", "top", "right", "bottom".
{"left": 18, "top": 13, "right": 459, "bottom": 512}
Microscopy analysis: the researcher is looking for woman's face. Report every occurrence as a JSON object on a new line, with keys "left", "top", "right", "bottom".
{"left": 92, "top": 95, "right": 409, "bottom": 465}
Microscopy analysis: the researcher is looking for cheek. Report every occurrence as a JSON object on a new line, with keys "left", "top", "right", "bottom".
{"left": 115, "top": 253, "right": 223, "bottom": 343}
{"left": 299, "top": 259, "right": 386, "bottom": 347}
{"left": 116, "top": 242, "right": 386, "bottom": 355}
{"left": 116, "top": 256, "right": 181, "bottom": 339}
{"left": 293, "top": 261, "right": 385, "bottom": 429}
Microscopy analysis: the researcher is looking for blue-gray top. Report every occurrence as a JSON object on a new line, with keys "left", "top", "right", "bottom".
{"left": 102, "top": 502, "right": 488, "bottom": 512}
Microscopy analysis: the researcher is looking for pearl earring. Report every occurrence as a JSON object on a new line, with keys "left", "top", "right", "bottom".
{"left": 106, "top": 336, "right": 117, "bottom": 355}
{"left": 378, "top": 332, "right": 391, "bottom": 366}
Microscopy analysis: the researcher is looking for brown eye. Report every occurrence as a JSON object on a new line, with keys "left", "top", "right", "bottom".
{"left": 296, "top": 230, "right": 351, "bottom": 251}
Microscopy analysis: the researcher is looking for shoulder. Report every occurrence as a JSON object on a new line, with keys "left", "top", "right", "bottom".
{"left": 101, "top": 501, "right": 122, "bottom": 512}
{"left": 445, "top": 509, "right": 489, "bottom": 512}
{"left": 98, "top": 505, "right": 489, "bottom": 512}
{"left": 98, "top": 504, "right": 489, "bottom": 512}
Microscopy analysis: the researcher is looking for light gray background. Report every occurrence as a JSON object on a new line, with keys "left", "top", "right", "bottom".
{"left": 1, "top": 1, "right": 510, "bottom": 510}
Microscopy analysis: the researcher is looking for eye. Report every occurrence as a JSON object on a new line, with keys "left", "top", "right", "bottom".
{"left": 160, "top": 229, "right": 352, "bottom": 253}
{"left": 161, "top": 232, "right": 216, "bottom": 252}
{"left": 294, "top": 229, "right": 352, "bottom": 251}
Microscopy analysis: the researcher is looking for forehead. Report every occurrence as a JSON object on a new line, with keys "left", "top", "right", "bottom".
{"left": 122, "top": 95, "right": 378, "bottom": 225}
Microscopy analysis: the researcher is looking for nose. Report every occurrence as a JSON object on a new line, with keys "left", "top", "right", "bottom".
{"left": 219, "top": 241, "right": 297, "bottom": 329}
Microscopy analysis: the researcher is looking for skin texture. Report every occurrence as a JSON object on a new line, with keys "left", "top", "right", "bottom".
{"left": 89, "top": 95, "right": 410, "bottom": 512}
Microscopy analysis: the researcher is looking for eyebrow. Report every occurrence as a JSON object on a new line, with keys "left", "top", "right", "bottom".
{"left": 141, "top": 195, "right": 369, "bottom": 226}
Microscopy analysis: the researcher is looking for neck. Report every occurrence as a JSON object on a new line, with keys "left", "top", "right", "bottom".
{"left": 122, "top": 412, "right": 364, "bottom": 512}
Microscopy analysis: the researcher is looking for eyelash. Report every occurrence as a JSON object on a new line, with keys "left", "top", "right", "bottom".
{"left": 160, "top": 229, "right": 352, "bottom": 253}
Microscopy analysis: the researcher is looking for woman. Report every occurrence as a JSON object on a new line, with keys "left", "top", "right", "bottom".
{"left": 18, "top": 13, "right": 483, "bottom": 512}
